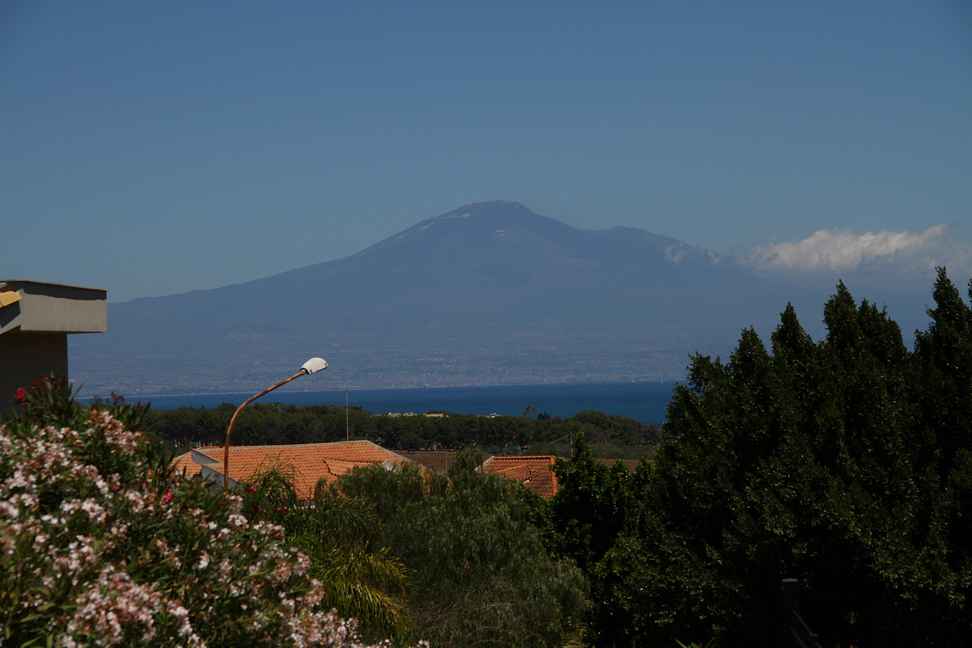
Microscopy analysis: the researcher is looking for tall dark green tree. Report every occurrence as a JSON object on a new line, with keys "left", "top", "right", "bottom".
{"left": 594, "top": 276, "right": 972, "bottom": 647}
{"left": 550, "top": 432, "right": 634, "bottom": 571}
{"left": 914, "top": 268, "right": 972, "bottom": 470}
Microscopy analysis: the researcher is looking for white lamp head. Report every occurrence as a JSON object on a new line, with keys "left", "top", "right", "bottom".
{"left": 300, "top": 357, "right": 328, "bottom": 374}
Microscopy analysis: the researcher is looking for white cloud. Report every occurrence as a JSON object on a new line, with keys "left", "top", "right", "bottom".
{"left": 742, "top": 225, "right": 971, "bottom": 278}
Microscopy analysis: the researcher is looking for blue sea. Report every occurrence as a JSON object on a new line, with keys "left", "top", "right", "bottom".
{"left": 140, "top": 381, "right": 678, "bottom": 426}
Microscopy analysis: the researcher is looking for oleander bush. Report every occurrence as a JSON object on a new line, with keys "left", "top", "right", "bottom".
{"left": 0, "top": 379, "right": 396, "bottom": 648}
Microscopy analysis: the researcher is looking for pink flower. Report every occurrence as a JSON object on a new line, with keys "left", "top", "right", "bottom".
{"left": 163, "top": 489, "right": 173, "bottom": 503}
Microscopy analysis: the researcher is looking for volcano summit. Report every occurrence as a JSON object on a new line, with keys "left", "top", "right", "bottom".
{"left": 72, "top": 202, "right": 799, "bottom": 395}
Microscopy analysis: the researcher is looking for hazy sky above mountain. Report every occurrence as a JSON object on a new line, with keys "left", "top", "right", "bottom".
{"left": 2, "top": 0, "right": 970, "bottom": 302}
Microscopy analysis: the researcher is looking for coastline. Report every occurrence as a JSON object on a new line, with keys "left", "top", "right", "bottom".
{"left": 131, "top": 380, "right": 678, "bottom": 426}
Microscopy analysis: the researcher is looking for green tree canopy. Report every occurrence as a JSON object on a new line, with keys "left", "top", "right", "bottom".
{"left": 333, "top": 448, "right": 588, "bottom": 648}
{"left": 592, "top": 272, "right": 972, "bottom": 647}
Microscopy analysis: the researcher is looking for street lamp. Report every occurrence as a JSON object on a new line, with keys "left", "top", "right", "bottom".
{"left": 222, "top": 357, "right": 328, "bottom": 490}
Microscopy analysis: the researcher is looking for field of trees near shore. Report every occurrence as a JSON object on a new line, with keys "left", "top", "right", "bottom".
{"left": 5, "top": 268, "right": 972, "bottom": 647}
{"left": 142, "top": 403, "right": 662, "bottom": 460}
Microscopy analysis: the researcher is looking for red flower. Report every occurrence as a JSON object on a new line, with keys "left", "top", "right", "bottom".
{"left": 14, "top": 388, "right": 27, "bottom": 404}
{"left": 163, "top": 489, "right": 173, "bottom": 503}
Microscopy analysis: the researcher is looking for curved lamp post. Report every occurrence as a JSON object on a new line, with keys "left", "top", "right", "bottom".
{"left": 222, "top": 357, "right": 328, "bottom": 490}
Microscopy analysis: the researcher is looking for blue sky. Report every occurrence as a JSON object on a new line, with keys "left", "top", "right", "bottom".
{"left": 2, "top": 0, "right": 970, "bottom": 302}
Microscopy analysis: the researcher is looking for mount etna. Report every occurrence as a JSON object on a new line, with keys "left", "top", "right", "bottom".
{"left": 72, "top": 201, "right": 822, "bottom": 395}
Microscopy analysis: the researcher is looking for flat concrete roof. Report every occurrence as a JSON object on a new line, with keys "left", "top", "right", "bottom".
{"left": 0, "top": 280, "right": 107, "bottom": 335}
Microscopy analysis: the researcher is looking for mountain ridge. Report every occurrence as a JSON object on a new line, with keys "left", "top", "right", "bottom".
{"left": 71, "top": 201, "right": 807, "bottom": 396}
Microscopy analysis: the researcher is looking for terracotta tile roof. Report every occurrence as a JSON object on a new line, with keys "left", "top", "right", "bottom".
{"left": 171, "top": 441, "right": 410, "bottom": 499}
{"left": 480, "top": 455, "right": 559, "bottom": 498}
{"left": 171, "top": 450, "right": 199, "bottom": 476}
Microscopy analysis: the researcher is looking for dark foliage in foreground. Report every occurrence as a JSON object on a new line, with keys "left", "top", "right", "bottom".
{"left": 553, "top": 269, "right": 972, "bottom": 647}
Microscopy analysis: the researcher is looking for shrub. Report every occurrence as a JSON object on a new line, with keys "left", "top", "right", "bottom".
{"left": 0, "top": 380, "right": 392, "bottom": 647}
